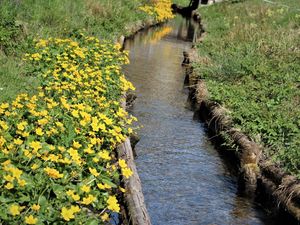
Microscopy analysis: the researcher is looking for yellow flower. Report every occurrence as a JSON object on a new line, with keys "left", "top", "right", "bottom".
{"left": 31, "top": 204, "right": 40, "bottom": 211}
{"left": 31, "top": 164, "right": 39, "bottom": 170}
{"left": 67, "top": 189, "right": 75, "bottom": 196}
{"left": 9, "top": 204, "right": 23, "bottom": 216}
{"left": 0, "top": 136, "right": 6, "bottom": 147}
{"left": 14, "top": 138, "right": 23, "bottom": 145}
{"left": 101, "top": 212, "right": 109, "bottom": 221}
{"left": 71, "top": 110, "right": 79, "bottom": 118}
{"left": 0, "top": 103, "right": 9, "bottom": 109}
{"left": 89, "top": 167, "right": 100, "bottom": 177}
{"left": 25, "top": 215, "right": 38, "bottom": 224}
{"left": 30, "top": 141, "right": 42, "bottom": 152}
{"left": 21, "top": 131, "right": 30, "bottom": 138}
{"left": 61, "top": 207, "right": 74, "bottom": 221}
{"left": 2, "top": 159, "right": 11, "bottom": 166}
{"left": 107, "top": 196, "right": 120, "bottom": 212}
{"left": 37, "top": 118, "right": 48, "bottom": 126}
{"left": 44, "top": 167, "right": 63, "bottom": 179}
{"left": 98, "top": 150, "right": 111, "bottom": 160}
{"left": 81, "top": 194, "right": 96, "bottom": 205}
{"left": 67, "top": 190, "right": 80, "bottom": 201}
{"left": 97, "top": 183, "right": 105, "bottom": 189}
{"left": 0, "top": 121, "right": 9, "bottom": 130}
{"left": 4, "top": 175, "right": 14, "bottom": 182}
{"left": 18, "top": 179, "right": 27, "bottom": 187}
{"left": 81, "top": 185, "right": 90, "bottom": 193}
{"left": 35, "top": 128, "right": 44, "bottom": 136}
{"left": 61, "top": 205, "right": 80, "bottom": 221}
{"left": 122, "top": 168, "right": 133, "bottom": 178}
{"left": 73, "top": 141, "right": 82, "bottom": 149}
{"left": 10, "top": 167, "right": 23, "bottom": 179}
{"left": 119, "top": 187, "right": 126, "bottom": 193}
{"left": 70, "top": 205, "right": 81, "bottom": 213}
{"left": 72, "top": 194, "right": 80, "bottom": 201}
{"left": 118, "top": 159, "right": 127, "bottom": 168}
{"left": 17, "top": 121, "right": 27, "bottom": 131}
{"left": 84, "top": 147, "right": 95, "bottom": 154}
{"left": 5, "top": 182, "right": 14, "bottom": 189}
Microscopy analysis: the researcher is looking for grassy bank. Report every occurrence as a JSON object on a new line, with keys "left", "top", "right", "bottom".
{"left": 0, "top": 0, "right": 174, "bottom": 224}
{"left": 0, "top": 0, "right": 175, "bottom": 103}
{"left": 196, "top": 0, "right": 300, "bottom": 176}
{"left": 0, "top": 0, "right": 147, "bottom": 102}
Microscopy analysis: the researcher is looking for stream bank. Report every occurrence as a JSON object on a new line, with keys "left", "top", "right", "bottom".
{"left": 183, "top": 5, "right": 300, "bottom": 222}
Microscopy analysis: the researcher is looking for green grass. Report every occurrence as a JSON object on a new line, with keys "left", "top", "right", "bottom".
{"left": 0, "top": 53, "right": 38, "bottom": 102}
{"left": 0, "top": 0, "right": 150, "bottom": 103}
{"left": 196, "top": 0, "right": 300, "bottom": 176}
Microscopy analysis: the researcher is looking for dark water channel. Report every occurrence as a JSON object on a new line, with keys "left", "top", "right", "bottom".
{"left": 123, "top": 16, "right": 275, "bottom": 225}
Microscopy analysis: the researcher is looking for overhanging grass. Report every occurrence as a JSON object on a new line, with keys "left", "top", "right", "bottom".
{"left": 196, "top": 0, "right": 300, "bottom": 176}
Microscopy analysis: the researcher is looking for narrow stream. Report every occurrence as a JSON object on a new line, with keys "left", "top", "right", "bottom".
{"left": 123, "top": 16, "right": 275, "bottom": 225}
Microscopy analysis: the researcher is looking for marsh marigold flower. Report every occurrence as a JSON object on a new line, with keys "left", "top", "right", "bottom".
{"left": 121, "top": 168, "right": 133, "bottom": 178}
{"left": 44, "top": 167, "right": 63, "bottom": 179}
{"left": 25, "top": 215, "right": 38, "bottom": 224}
{"left": 61, "top": 205, "right": 80, "bottom": 221}
{"left": 107, "top": 196, "right": 120, "bottom": 213}
{"left": 31, "top": 204, "right": 40, "bottom": 211}
{"left": 9, "top": 204, "right": 23, "bottom": 216}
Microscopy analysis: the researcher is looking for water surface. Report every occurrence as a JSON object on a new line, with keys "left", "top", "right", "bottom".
{"left": 123, "top": 16, "right": 274, "bottom": 225}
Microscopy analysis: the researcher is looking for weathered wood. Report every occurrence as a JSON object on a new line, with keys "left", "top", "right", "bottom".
{"left": 117, "top": 139, "right": 151, "bottom": 225}
{"left": 117, "top": 98, "right": 151, "bottom": 225}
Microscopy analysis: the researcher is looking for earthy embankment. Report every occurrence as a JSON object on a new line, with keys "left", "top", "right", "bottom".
{"left": 181, "top": 1, "right": 300, "bottom": 222}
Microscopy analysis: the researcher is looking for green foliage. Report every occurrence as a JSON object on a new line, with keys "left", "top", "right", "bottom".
{"left": 0, "top": 0, "right": 151, "bottom": 103}
{"left": 196, "top": 0, "right": 300, "bottom": 176}
{"left": 0, "top": 14, "right": 22, "bottom": 55}
{"left": 0, "top": 35, "right": 135, "bottom": 224}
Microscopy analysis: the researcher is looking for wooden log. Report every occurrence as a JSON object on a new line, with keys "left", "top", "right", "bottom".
{"left": 117, "top": 97, "right": 151, "bottom": 225}
{"left": 117, "top": 139, "right": 151, "bottom": 225}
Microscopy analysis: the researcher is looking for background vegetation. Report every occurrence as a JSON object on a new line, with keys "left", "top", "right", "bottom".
{"left": 195, "top": 0, "right": 300, "bottom": 176}
{"left": 0, "top": 0, "right": 151, "bottom": 102}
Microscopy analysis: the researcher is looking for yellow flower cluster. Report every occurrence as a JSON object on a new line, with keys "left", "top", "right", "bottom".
{"left": 0, "top": 34, "right": 135, "bottom": 223}
{"left": 139, "top": 0, "right": 175, "bottom": 22}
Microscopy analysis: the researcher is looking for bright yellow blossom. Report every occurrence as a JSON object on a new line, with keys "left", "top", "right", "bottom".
{"left": 98, "top": 150, "right": 111, "bottom": 160}
{"left": 18, "top": 179, "right": 27, "bottom": 187}
{"left": 35, "top": 127, "right": 44, "bottom": 136}
{"left": 25, "top": 215, "right": 38, "bottom": 224}
{"left": 81, "top": 185, "right": 90, "bottom": 193}
{"left": 9, "top": 204, "right": 23, "bottom": 216}
{"left": 81, "top": 194, "right": 96, "bottom": 205}
{"left": 44, "top": 167, "right": 63, "bottom": 179}
{"left": 14, "top": 138, "right": 23, "bottom": 145}
{"left": 122, "top": 168, "right": 133, "bottom": 178}
{"left": 101, "top": 213, "right": 109, "bottom": 221}
{"left": 5, "top": 182, "right": 14, "bottom": 189}
{"left": 107, "top": 196, "right": 120, "bottom": 212}
{"left": 30, "top": 141, "right": 42, "bottom": 152}
{"left": 31, "top": 204, "right": 40, "bottom": 211}
{"left": 118, "top": 159, "right": 127, "bottom": 168}
{"left": 89, "top": 167, "right": 100, "bottom": 177}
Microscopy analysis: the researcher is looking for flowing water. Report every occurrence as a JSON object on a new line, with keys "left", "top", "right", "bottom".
{"left": 123, "top": 16, "right": 276, "bottom": 225}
